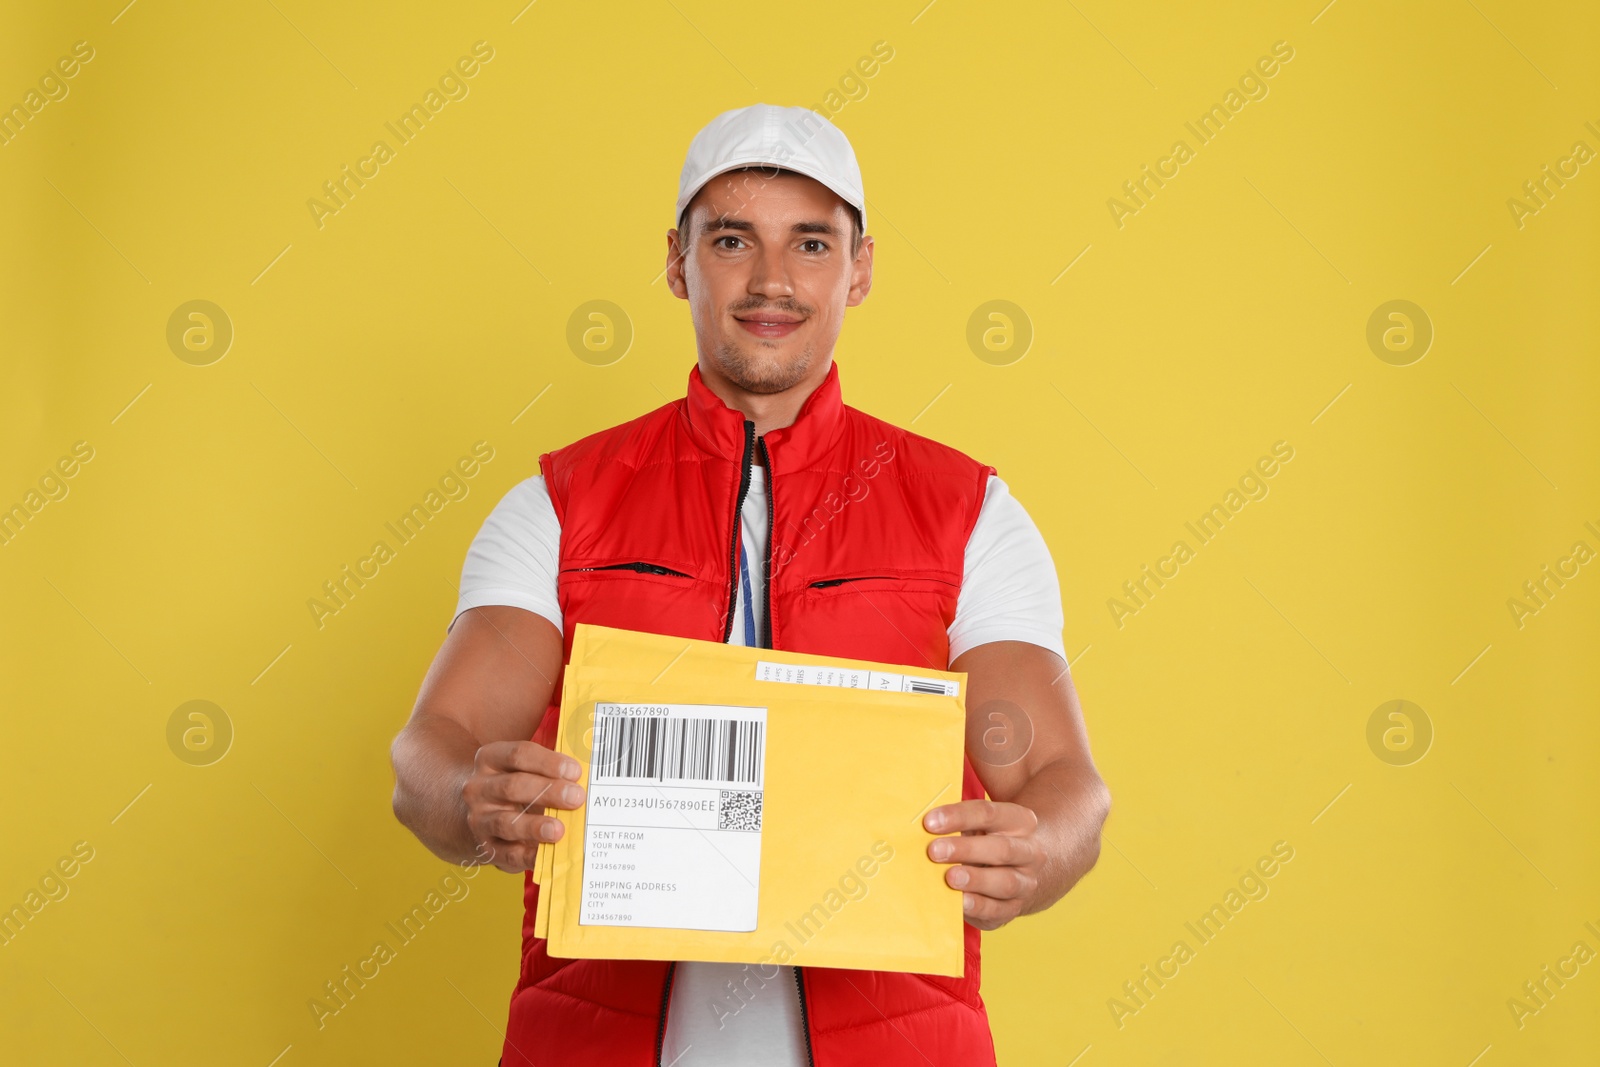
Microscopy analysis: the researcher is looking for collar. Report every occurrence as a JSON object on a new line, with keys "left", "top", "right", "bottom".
{"left": 683, "top": 360, "right": 846, "bottom": 471}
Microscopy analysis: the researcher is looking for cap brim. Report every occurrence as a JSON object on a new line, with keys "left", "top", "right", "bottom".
{"left": 678, "top": 157, "right": 865, "bottom": 231}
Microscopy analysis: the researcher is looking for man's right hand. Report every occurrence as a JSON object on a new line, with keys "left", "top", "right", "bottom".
{"left": 463, "top": 740, "right": 586, "bottom": 873}
{"left": 392, "top": 606, "right": 567, "bottom": 870}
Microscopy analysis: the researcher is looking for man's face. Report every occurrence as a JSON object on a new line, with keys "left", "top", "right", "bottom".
{"left": 666, "top": 169, "right": 873, "bottom": 395}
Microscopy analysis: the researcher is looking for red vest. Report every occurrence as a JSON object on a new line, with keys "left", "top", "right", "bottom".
{"left": 502, "top": 362, "right": 999, "bottom": 1067}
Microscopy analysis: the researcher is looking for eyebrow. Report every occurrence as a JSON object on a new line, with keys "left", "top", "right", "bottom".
{"left": 702, "top": 214, "right": 843, "bottom": 238}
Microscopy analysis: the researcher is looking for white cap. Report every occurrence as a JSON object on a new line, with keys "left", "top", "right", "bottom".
{"left": 675, "top": 103, "right": 866, "bottom": 233}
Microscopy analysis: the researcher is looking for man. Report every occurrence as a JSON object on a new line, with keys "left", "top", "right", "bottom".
{"left": 390, "top": 103, "right": 1110, "bottom": 1066}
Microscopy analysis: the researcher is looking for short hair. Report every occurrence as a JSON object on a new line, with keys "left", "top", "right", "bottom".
{"left": 681, "top": 166, "right": 863, "bottom": 257}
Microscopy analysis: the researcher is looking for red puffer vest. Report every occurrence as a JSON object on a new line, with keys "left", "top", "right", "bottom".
{"left": 501, "top": 361, "right": 999, "bottom": 1067}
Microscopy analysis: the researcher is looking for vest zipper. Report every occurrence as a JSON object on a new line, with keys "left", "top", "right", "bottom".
{"left": 757, "top": 435, "right": 774, "bottom": 649}
{"left": 653, "top": 960, "right": 677, "bottom": 1067}
{"left": 809, "top": 575, "right": 946, "bottom": 588}
{"left": 722, "top": 419, "right": 757, "bottom": 643}
{"left": 769, "top": 442, "right": 804, "bottom": 1058}
{"left": 794, "top": 966, "right": 817, "bottom": 1066}
{"left": 572, "top": 562, "right": 693, "bottom": 578}
{"left": 661, "top": 426, "right": 794, "bottom": 1063}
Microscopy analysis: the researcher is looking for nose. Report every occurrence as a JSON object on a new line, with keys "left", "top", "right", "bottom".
{"left": 747, "top": 241, "right": 794, "bottom": 301}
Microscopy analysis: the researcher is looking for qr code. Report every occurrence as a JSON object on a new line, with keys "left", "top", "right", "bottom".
{"left": 718, "top": 790, "right": 763, "bottom": 831}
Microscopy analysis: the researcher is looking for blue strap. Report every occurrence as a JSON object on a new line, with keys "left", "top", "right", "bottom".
{"left": 737, "top": 539, "right": 757, "bottom": 647}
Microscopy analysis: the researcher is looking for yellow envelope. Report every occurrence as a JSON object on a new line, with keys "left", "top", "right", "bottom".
{"left": 531, "top": 623, "right": 968, "bottom": 976}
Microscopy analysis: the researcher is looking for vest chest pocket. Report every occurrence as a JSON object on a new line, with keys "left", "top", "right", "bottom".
{"left": 557, "top": 561, "right": 718, "bottom": 642}
{"left": 563, "top": 562, "right": 694, "bottom": 578}
{"left": 797, "top": 574, "right": 961, "bottom": 620}
{"left": 802, "top": 574, "right": 958, "bottom": 594}
{"left": 780, "top": 573, "right": 960, "bottom": 665}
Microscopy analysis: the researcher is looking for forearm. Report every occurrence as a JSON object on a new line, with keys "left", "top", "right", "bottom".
{"left": 391, "top": 712, "right": 483, "bottom": 866}
{"left": 1011, "top": 757, "right": 1110, "bottom": 915}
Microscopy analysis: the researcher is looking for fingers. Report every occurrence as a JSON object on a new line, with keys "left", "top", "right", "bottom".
{"left": 463, "top": 741, "right": 588, "bottom": 873}
{"left": 921, "top": 799, "right": 1042, "bottom": 931}
{"left": 944, "top": 862, "right": 1035, "bottom": 902}
{"left": 468, "top": 742, "right": 586, "bottom": 818}
{"left": 467, "top": 798, "right": 573, "bottom": 872}
{"left": 472, "top": 806, "right": 566, "bottom": 845}
{"left": 478, "top": 771, "right": 585, "bottom": 812}
{"left": 923, "top": 798, "right": 1037, "bottom": 836}
{"left": 926, "top": 831, "right": 1040, "bottom": 869}
{"left": 472, "top": 836, "right": 541, "bottom": 874}
{"left": 479, "top": 739, "right": 582, "bottom": 782}
{"left": 946, "top": 863, "right": 1035, "bottom": 930}
{"left": 459, "top": 742, "right": 589, "bottom": 874}
{"left": 958, "top": 885, "right": 1026, "bottom": 930}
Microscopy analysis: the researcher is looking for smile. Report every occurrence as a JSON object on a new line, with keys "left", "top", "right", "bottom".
{"left": 735, "top": 317, "right": 803, "bottom": 339}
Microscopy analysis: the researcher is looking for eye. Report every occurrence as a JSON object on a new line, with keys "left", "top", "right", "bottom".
{"left": 714, "top": 235, "right": 746, "bottom": 250}
{"left": 801, "top": 239, "right": 828, "bottom": 254}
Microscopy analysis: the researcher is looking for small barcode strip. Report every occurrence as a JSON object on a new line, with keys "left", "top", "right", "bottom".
{"left": 909, "top": 681, "right": 947, "bottom": 694}
{"left": 594, "top": 716, "right": 763, "bottom": 785}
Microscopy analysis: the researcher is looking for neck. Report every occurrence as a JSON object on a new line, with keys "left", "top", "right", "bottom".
{"left": 696, "top": 355, "right": 832, "bottom": 438}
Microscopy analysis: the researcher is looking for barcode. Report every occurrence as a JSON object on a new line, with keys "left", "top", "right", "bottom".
{"left": 754, "top": 661, "right": 960, "bottom": 698}
{"left": 593, "top": 715, "right": 764, "bottom": 785}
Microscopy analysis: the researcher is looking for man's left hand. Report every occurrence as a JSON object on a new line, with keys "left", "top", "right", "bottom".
{"left": 924, "top": 799, "right": 1046, "bottom": 931}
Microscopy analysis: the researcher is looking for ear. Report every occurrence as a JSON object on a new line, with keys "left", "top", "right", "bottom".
{"left": 845, "top": 234, "right": 874, "bottom": 307}
{"left": 665, "top": 225, "right": 690, "bottom": 300}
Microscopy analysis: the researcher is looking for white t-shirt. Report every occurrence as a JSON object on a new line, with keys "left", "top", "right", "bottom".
{"left": 452, "top": 466, "right": 1068, "bottom": 1066}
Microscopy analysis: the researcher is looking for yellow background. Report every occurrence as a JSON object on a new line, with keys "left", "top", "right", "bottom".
{"left": 2, "top": 1, "right": 1596, "bottom": 1064}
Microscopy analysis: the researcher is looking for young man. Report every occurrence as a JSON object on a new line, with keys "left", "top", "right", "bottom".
{"left": 390, "top": 103, "right": 1110, "bottom": 1066}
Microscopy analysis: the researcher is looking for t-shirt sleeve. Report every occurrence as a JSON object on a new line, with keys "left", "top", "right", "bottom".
{"left": 450, "top": 474, "right": 563, "bottom": 633}
{"left": 947, "top": 475, "right": 1069, "bottom": 665}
